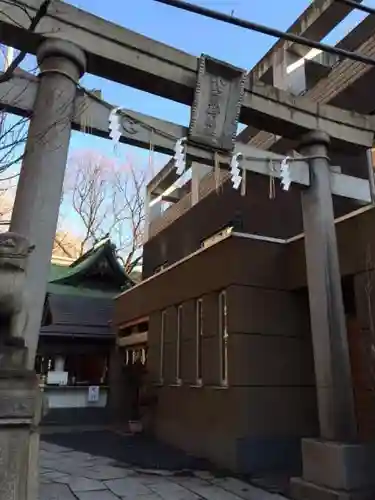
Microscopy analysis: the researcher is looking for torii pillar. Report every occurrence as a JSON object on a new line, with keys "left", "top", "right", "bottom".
{"left": 0, "top": 38, "right": 85, "bottom": 500}
{"left": 291, "top": 131, "right": 375, "bottom": 500}
{"left": 10, "top": 39, "right": 86, "bottom": 369}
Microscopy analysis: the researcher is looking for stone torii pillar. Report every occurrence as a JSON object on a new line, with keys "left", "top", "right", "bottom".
{"left": 10, "top": 39, "right": 86, "bottom": 368}
{"left": 291, "top": 131, "right": 375, "bottom": 500}
{"left": 300, "top": 131, "right": 357, "bottom": 443}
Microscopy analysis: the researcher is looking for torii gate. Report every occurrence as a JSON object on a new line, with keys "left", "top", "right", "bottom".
{"left": 1, "top": 1, "right": 375, "bottom": 499}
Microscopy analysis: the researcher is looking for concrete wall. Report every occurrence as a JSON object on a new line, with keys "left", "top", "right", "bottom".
{"left": 144, "top": 174, "right": 303, "bottom": 278}
{"left": 114, "top": 236, "right": 289, "bottom": 327}
{"left": 144, "top": 169, "right": 358, "bottom": 279}
{"left": 137, "top": 239, "right": 317, "bottom": 474}
{"left": 115, "top": 188, "right": 375, "bottom": 473}
{"left": 43, "top": 386, "right": 108, "bottom": 409}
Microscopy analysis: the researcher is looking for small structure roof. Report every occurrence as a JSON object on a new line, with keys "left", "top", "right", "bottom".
{"left": 48, "top": 237, "right": 134, "bottom": 294}
{"left": 41, "top": 238, "right": 134, "bottom": 338}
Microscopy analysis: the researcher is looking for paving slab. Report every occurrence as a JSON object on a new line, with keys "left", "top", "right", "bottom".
{"left": 39, "top": 483, "right": 76, "bottom": 500}
{"left": 74, "top": 491, "right": 120, "bottom": 500}
{"left": 120, "top": 496, "right": 163, "bottom": 500}
{"left": 68, "top": 476, "right": 107, "bottom": 492}
{"left": 149, "top": 480, "right": 202, "bottom": 499}
{"left": 83, "top": 464, "right": 133, "bottom": 480}
{"left": 136, "top": 472, "right": 178, "bottom": 486}
{"left": 181, "top": 483, "right": 243, "bottom": 500}
{"left": 52, "top": 461, "right": 94, "bottom": 475}
{"left": 193, "top": 470, "right": 216, "bottom": 480}
{"left": 53, "top": 475, "right": 72, "bottom": 485}
{"left": 40, "top": 477, "right": 53, "bottom": 485}
{"left": 39, "top": 433, "right": 289, "bottom": 500}
{"left": 105, "top": 477, "right": 153, "bottom": 497}
{"left": 172, "top": 476, "right": 212, "bottom": 489}
{"left": 213, "top": 478, "right": 287, "bottom": 500}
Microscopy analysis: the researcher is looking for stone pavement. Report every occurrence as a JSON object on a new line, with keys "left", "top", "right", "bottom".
{"left": 39, "top": 439, "right": 289, "bottom": 500}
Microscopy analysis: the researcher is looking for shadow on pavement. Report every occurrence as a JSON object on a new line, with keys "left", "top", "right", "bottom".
{"left": 42, "top": 430, "right": 212, "bottom": 472}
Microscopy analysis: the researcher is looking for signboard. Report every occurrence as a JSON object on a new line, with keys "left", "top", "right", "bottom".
{"left": 47, "top": 371, "right": 68, "bottom": 386}
{"left": 87, "top": 386, "right": 100, "bottom": 403}
{"left": 189, "top": 54, "right": 246, "bottom": 152}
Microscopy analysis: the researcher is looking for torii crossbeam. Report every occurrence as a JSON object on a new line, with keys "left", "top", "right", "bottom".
{"left": 1, "top": 69, "right": 373, "bottom": 206}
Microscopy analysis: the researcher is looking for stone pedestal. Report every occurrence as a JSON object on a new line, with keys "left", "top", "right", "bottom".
{"left": 0, "top": 346, "right": 42, "bottom": 500}
{"left": 291, "top": 439, "right": 375, "bottom": 500}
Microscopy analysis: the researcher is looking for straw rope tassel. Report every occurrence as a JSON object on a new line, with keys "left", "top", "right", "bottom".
{"left": 80, "top": 93, "right": 93, "bottom": 135}
{"left": 148, "top": 128, "right": 155, "bottom": 177}
{"left": 269, "top": 159, "right": 276, "bottom": 200}
{"left": 214, "top": 152, "right": 220, "bottom": 193}
{"left": 241, "top": 167, "right": 246, "bottom": 196}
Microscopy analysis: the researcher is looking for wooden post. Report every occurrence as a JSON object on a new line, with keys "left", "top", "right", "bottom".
{"left": 299, "top": 130, "right": 357, "bottom": 442}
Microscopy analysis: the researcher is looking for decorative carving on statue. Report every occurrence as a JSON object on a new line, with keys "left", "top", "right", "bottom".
{"left": 0, "top": 232, "right": 35, "bottom": 347}
{"left": 189, "top": 54, "right": 246, "bottom": 152}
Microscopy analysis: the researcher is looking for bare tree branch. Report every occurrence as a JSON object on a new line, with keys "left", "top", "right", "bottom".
{"left": 60, "top": 150, "right": 147, "bottom": 273}
{"left": 0, "top": 0, "right": 53, "bottom": 84}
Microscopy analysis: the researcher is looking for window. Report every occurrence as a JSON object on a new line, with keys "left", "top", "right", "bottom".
{"left": 196, "top": 298, "right": 203, "bottom": 385}
{"left": 160, "top": 310, "right": 166, "bottom": 384}
{"left": 219, "top": 291, "right": 228, "bottom": 386}
{"left": 176, "top": 305, "right": 183, "bottom": 384}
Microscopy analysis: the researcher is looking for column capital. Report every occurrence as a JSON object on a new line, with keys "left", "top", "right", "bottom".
{"left": 299, "top": 130, "right": 330, "bottom": 150}
{"left": 37, "top": 38, "right": 86, "bottom": 79}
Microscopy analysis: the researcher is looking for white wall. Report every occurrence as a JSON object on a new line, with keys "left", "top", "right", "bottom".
{"left": 44, "top": 387, "right": 108, "bottom": 409}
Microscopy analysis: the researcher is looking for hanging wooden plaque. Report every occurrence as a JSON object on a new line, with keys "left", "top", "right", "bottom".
{"left": 189, "top": 54, "right": 246, "bottom": 153}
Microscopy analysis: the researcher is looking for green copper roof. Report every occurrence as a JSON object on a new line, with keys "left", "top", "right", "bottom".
{"left": 49, "top": 263, "right": 68, "bottom": 282}
{"left": 46, "top": 237, "right": 133, "bottom": 298}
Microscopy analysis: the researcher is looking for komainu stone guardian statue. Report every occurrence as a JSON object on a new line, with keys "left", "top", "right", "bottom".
{"left": 0, "top": 232, "right": 35, "bottom": 347}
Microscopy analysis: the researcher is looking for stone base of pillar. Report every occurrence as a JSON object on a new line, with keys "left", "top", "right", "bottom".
{"left": 291, "top": 477, "right": 374, "bottom": 500}
{"left": 290, "top": 439, "right": 375, "bottom": 500}
{"left": 0, "top": 346, "right": 43, "bottom": 500}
